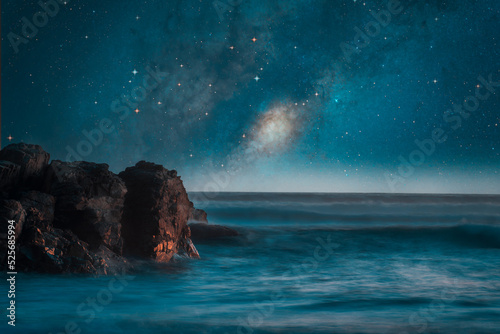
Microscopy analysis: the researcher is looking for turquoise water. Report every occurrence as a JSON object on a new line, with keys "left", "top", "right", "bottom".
{"left": 2, "top": 193, "right": 500, "bottom": 333}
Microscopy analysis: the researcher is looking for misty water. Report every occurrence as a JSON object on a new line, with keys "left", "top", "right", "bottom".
{"left": 4, "top": 193, "right": 500, "bottom": 333}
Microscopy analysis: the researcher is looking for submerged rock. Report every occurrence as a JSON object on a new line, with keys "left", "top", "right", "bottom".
{"left": 119, "top": 161, "right": 199, "bottom": 261}
{"left": 188, "top": 207, "right": 208, "bottom": 223}
{"left": 189, "top": 222, "right": 239, "bottom": 241}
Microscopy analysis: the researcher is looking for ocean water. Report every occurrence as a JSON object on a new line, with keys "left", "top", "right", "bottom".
{"left": 3, "top": 193, "right": 500, "bottom": 334}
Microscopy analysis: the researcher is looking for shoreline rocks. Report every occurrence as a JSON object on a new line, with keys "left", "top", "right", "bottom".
{"left": 0, "top": 144, "right": 202, "bottom": 274}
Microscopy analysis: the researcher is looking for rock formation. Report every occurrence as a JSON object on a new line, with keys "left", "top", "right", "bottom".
{"left": 0, "top": 144, "right": 202, "bottom": 274}
{"left": 119, "top": 161, "right": 199, "bottom": 262}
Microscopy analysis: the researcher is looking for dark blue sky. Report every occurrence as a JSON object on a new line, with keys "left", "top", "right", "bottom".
{"left": 2, "top": 0, "right": 499, "bottom": 193}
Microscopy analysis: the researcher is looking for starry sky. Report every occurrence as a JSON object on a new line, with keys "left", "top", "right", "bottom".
{"left": 2, "top": 0, "right": 499, "bottom": 193}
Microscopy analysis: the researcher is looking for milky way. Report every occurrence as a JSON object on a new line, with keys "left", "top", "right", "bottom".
{"left": 2, "top": 0, "right": 499, "bottom": 193}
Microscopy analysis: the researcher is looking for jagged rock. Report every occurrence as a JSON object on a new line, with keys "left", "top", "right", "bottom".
{"left": 44, "top": 161, "right": 127, "bottom": 254}
{"left": 189, "top": 222, "right": 239, "bottom": 241}
{"left": 188, "top": 207, "right": 208, "bottom": 223}
{"left": 0, "top": 143, "right": 50, "bottom": 189}
{"left": 119, "top": 161, "right": 199, "bottom": 261}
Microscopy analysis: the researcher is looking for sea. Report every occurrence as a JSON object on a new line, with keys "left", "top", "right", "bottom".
{"left": 3, "top": 193, "right": 500, "bottom": 334}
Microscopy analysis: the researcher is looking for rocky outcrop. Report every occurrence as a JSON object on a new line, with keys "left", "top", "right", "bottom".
{"left": 0, "top": 144, "right": 203, "bottom": 275}
{"left": 44, "top": 161, "right": 127, "bottom": 254}
{"left": 189, "top": 222, "right": 239, "bottom": 241}
{"left": 119, "top": 161, "right": 199, "bottom": 262}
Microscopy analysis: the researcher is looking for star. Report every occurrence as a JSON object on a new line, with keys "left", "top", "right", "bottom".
{"left": 132, "top": 69, "right": 138, "bottom": 75}
{"left": 136, "top": 16, "right": 140, "bottom": 20}
{"left": 254, "top": 76, "right": 260, "bottom": 82}
{"left": 7, "top": 135, "right": 13, "bottom": 141}
{"left": 252, "top": 37, "right": 257, "bottom": 42}
{"left": 229, "top": 46, "right": 235, "bottom": 50}
{"left": 135, "top": 109, "right": 140, "bottom": 113}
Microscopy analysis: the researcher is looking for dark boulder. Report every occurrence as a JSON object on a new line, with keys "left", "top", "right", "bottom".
{"left": 119, "top": 161, "right": 199, "bottom": 261}
{"left": 189, "top": 222, "right": 239, "bottom": 241}
{"left": 44, "top": 161, "right": 127, "bottom": 254}
{"left": 0, "top": 143, "right": 50, "bottom": 189}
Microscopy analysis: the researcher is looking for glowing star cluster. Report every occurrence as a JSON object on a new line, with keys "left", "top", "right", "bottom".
{"left": 253, "top": 104, "right": 298, "bottom": 153}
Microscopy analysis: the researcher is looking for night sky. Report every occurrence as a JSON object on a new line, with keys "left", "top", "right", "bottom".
{"left": 2, "top": 0, "right": 499, "bottom": 193}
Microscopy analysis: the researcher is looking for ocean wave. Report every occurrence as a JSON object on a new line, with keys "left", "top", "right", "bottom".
{"left": 227, "top": 224, "right": 500, "bottom": 251}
